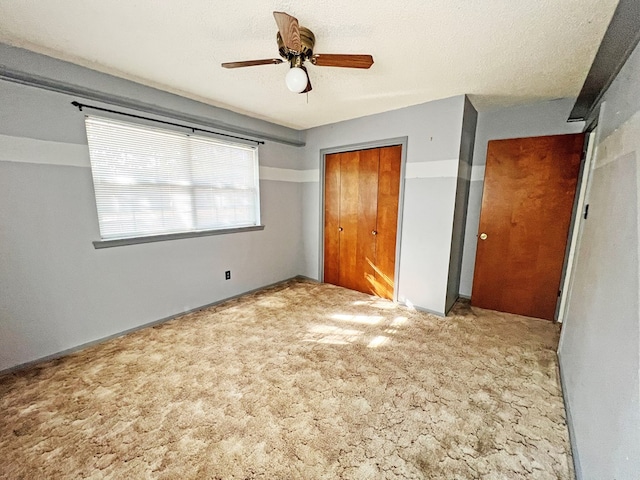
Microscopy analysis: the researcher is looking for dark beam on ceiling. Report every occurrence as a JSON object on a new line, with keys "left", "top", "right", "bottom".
{"left": 569, "top": 0, "right": 640, "bottom": 122}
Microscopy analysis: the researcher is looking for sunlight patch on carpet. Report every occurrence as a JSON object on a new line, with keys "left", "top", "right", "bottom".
{"left": 0, "top": 279, "right": 573, "bottom": 479}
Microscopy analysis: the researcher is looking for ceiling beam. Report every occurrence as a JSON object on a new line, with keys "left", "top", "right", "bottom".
{"left": 568, "top": 0, "right": 640, "bottom": 122}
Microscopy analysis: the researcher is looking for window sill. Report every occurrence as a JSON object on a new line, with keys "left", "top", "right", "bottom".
{"left": 93, "top": 225, "right": 265, "bottom": 249}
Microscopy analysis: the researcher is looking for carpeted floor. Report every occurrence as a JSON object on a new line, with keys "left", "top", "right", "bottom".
{"left": 0, "top": 279, "right": 573, "bottom": 479}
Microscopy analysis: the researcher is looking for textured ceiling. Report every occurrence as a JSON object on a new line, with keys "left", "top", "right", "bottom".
{"left": 0, "top": 0, "right": 619, "bottom": 130}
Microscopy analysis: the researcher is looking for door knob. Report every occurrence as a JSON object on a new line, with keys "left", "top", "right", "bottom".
{"left": 480, "top": 233, "right": 487, "bottom": 240}
{"left": 371, "top": 230, "right": 378, "bottom": 235}
{"left": 338, "top": 227, "right": 343, "bottom": 232}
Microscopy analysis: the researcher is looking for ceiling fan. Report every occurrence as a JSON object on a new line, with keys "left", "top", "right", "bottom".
{"left": 222, "top": 11, "right": 374, "bottom": 94}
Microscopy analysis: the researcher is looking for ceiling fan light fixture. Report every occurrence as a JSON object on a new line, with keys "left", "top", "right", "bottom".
{"left": 285, "top": 67, "right": 308, "bottom": 93}
{"left": 221, "top": 11, "right": 374, "bottom": 94}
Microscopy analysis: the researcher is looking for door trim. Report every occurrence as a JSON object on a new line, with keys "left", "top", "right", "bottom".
{"left": 318, "top": 137, "right": 408, "bottom": 303}
{"left": 557, "top": 106, "right": 604, "bottom": 327}
{"left": 556, "top": 129, "right": 597, "bottom": 322}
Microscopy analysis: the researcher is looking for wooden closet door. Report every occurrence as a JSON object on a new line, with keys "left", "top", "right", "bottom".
{"left": 324, "top": 146, "right": 401, "bottom": 300}
{"left": 339, "top": 149, "right": 379, "bottom": 294}
{"left": 373, "top": 145, "right": 402, "bottom": 299}
{"left": 324, "top": 153, "right": 342, "bottom": 286}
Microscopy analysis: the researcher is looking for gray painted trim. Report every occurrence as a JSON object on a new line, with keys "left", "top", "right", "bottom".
{"left": 0, "top": 275, "right": 307, "bottom": 376}
{"left": 402, "top": 301, "right": 445, "bottom": 318}
{"left": 295, "top": 275, "right": 320, "bottom": 283}
{"left": 569, "top": 0, "right": 640, "bottom": 122}
{"left": 317, "top": 137, "right": 409, "bottom": 303}
{"left": 558, "top": 105, "right": 606, "bottom": 346}
{"left": 446, "top": 95, "right": 477, "bottom": 312}
{"left": 558, "top": 354, "right": 583, "bottom": 480}
{"left": 556, "top": 131, "right": 594, "bottom": 322}
{"left": 444, "top": 297, "right": 458, "bottom": 316}
{"left": 0, "top": 68, "right": 306, "bottom": 147}
{"left": 93, "top": 225, "right": 265, "bottom": 249}
{"left": 318, "top": 137, "right": 408, "bottom": 157}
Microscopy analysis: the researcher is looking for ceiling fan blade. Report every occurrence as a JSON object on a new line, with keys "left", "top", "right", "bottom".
{"left": 221, "top": 59, "right": 283, "bottom": 68}
{"left": 273, "top": 11, "right": 301, "bottom": 52}
{"left": 311, "top": 54, "right": 374, "bottom": 69}
{"left": 300, "top": 65, "right": 312, "bottom": 94}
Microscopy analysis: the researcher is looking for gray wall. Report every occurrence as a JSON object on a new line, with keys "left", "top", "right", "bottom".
{"left": 459, "top": 98, "right": 585, "bottom": 297}
{"left": 0, "top": 47, "right": 306, "bottom": 371}
{"left": 0, "top": 44, "right": 477, "bottom": 369}
{"left": 301, "top": 96, "right": 467, "bottom": 315}
{"left": 0, "top": 44, "right": 303, "bottom": 146}
{"left": 445, "top": 97, "right": 477, "bottom": 311}
{"left": 558, "top": 40, "right": 640, "bottom": 479}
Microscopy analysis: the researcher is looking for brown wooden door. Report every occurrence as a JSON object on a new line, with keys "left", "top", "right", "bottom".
{"left": 373, "top": 145, "right": 402, "bottom": 299}
{"left": 338, "top": 149, "right": 379, "bottom": 293}
{"left": 471, "top": 134, "right": 584, "bottom": 320}
{"left": 324, "top": 153, "right": 342, "bottom": 287}
{"left": 323, "top": 146, "right": 401, "bottom": 300}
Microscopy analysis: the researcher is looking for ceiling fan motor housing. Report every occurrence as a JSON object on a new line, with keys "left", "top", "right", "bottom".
{"left": 221, "top": 12, "right": 373, "bottom": 74}
{"left": 277, "top": 26, "right": 315, "bottom": 66}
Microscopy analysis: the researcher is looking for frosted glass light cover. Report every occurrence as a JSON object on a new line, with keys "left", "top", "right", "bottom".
{"left": 285, "top": 67, "right": 308, "bottom": 93}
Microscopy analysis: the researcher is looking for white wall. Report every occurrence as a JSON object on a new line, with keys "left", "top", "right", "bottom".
{"left": 0, "top": 49, "right": 306, "bottom": 371}
{"left": 459, "top": 98, "right": 585, "bottom": 297}
{"left": 559, "top": 40, "right": 640, "bottom": 479}
{"left": 301, "top": 96, "right": 467, "bottom": 315}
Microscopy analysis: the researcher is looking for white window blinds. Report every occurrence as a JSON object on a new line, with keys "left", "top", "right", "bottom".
{"left": 85, "top": 116, "right": 260, "bottom": 240}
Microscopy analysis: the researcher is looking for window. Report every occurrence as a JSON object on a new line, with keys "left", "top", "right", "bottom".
{"left": 85, "top": 116, "right": 260, "bottom": 242}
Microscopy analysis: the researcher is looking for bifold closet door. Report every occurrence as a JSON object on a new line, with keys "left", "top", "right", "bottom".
{"left": 324, "top": 145, "right": 401, "bottom": 300}
{"left": 324, "top": 150, "right": 378, "bottom": 293}
{"left": 338, "top": 149, "right": 379, "bottom": 293}
{"left": 324, "top": 153, "right": 342, "bottom": 287}
{"left": 374, "top": 145, "right": 402, "bottom": 299}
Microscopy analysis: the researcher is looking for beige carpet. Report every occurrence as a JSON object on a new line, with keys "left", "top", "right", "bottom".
{"left": 0, "top": 279, "right": 573, "bottom": 479}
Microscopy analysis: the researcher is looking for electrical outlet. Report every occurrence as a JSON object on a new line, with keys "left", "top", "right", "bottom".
{"left": 225, "top": 270, "right": 231, "bottom": 280}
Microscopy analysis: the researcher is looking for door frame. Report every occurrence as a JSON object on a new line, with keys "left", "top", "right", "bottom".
{"left": 556, "top": 111, "right": 603, "bottom": 324}
{"left": 555, "top": 128, "right": 597, "bottom": 322}
{"left": 318, "top": 137, "right": 408, "bottom": 303}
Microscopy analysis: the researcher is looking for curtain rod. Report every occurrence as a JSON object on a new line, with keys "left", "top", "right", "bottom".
{"left": 71, "top": 101, "right": 265, "bottom": 145}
